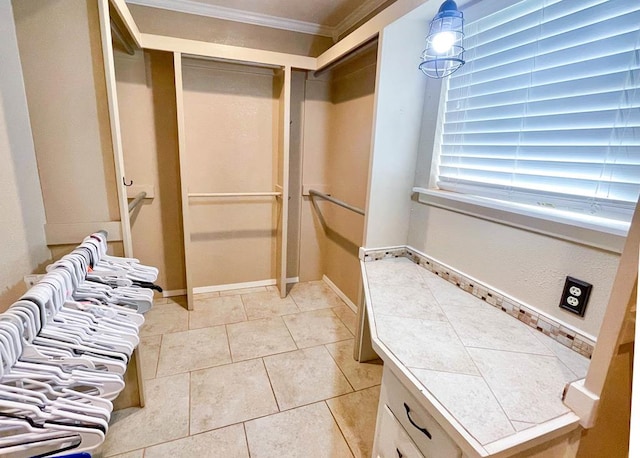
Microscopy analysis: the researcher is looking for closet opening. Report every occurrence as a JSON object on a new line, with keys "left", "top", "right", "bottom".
{"left": 114, "top": 37, "right": 377, "bottom": 312}
{"left": 294, "top": 39, "right": 379, "bottom": 313}
{"left": 114, "top": 49, "right": 185, "bottom": 300}
{"left": 179, "top": 57, "right": 289, "bottom": 304}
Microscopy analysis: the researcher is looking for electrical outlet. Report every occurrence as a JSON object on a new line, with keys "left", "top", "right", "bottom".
{"left": 559, "top": 276, "right": 592, "bottom": 316}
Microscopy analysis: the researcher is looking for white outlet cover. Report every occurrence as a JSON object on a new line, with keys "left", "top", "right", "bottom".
{"left": 567, "top": 296, "right": 580, "bottom": 306}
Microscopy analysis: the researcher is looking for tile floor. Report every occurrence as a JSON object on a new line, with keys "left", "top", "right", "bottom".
{"left": 96, "top": 281, "right": 383, "bottom": 458}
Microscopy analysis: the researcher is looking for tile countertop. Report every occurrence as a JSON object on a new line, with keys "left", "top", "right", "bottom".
{"left": 362, "top": 256, "right": 591, "bottom": 457}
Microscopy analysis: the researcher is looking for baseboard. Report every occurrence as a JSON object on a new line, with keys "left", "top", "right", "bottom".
{"left": 162, "top": 289, "right": 187, "bottom": 297}
{"left": 359, "top": 245, "right": 406, "bottom": 261}
{"left": 192, "top": 277, "right": 299, "bottom": 294}
{"left": 322, "top": 275, "right": 357, "bottom": 313}
{"left": 193, "top": 279, "right": 276, "bottom": 294}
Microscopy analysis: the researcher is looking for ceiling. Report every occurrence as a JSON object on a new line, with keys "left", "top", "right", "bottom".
{"left": 126, "top": 0, "right": 393, "bottom": 40}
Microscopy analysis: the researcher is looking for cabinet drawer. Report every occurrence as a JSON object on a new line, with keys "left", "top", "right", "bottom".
{"left": 375, "top": 404, "right": 424, "bottom": 458}
{"left": 381, "top": 368, "right": 461, "bottom": 458}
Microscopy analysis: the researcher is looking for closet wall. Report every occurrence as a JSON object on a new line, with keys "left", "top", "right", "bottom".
{"left": 114, "top": 55, "right": 292, "bottom": 296}
{"left": 0, "top": 0, "right": 50, "bottom": 310}
{"left": 181, "top": 59, "right": 284, "bottom": 289}
{"left": 114, "top": 40, "right": 377, "bottom": 301}
{"left": 114, "top": 50, "right": 186, "bottom": 292}
{"left": 12, "top": 0, "right": 124, "bottom": 259}
{"left": 298, "top": 45, "right": 377, "bottom": 305}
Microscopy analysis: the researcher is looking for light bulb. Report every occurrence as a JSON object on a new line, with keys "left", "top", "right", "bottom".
{"left": 431, "top": 31, "right": 455, "bottom": 53}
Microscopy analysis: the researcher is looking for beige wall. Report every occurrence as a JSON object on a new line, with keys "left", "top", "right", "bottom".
{"left": 129, "top": 5, "right": 334, "bottom": 58}
{"left": 323, "top": 49, "right": 376, "bottom": 304}
{"left": 0, "top": 0, "right": 50, "bottom": 311}
{"left": 182, "top": 59, "right": 281, "bottom": 288}
{"left": 13, "top": 0, "right": 120, "bottom": 230}
{"left": 114, "top": 50, "right": 186, "bottom": 292}
{"left": 299, "top": 47, "right": 377, "bottom": 304}
{"left": 299, "top": 77, "right": 331, "bottom": 283}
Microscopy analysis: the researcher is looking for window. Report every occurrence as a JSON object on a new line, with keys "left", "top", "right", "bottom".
{"left": 430, "top": 0, "right": 640, "bottom": 234}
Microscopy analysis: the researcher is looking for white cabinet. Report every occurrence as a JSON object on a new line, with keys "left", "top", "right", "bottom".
{"left": 375, "top": 404, "right": 424, "bottom": 458}
{"left": 373, "top": 367, "right": 462, "bottom": 458}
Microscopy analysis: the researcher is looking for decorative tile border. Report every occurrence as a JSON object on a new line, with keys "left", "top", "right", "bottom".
{"left": 361, "top": 246, "right": 596, "bottom": 359}
{"left": 361, "top": 246, "right": 407, "bottom": 262}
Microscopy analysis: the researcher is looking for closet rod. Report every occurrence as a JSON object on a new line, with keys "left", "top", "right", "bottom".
{"left": 313, "top": 37, "right": 378, "bottom": 77}
{"left": 188, "top": 192, "right": 282, "bottom": 198}
{"left": 128, "top": 192, "right": 147, "bottom": 213}
{"left": 110, "top": 19, "right": 135, "bottom": 56}
{"left": 309, "top": 189, "right": 365, "bottom": 216}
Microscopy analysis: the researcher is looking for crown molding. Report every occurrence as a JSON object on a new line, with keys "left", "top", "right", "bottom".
{"left": 127, "top": 0, "right": 335, "bottom": 37}
{"left": 332, "top": 0, "right": 389, "bottom": 40}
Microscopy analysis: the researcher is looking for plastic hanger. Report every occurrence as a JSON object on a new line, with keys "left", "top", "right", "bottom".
{"left": 0, "top": 231, "right": 156, "bottom": 456}
{"left": 0, "top": 422, "right": 82, "bottom": 457}
{"left": 0, "top": 400, "right": 107, "bottom": 451}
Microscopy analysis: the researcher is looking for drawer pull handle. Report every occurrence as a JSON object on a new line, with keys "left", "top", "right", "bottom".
{"left": 404, "top": 402, "right": 432, "bottom": 440}
{"left": 396, "top": 448, "right": 403, "bottom": 458}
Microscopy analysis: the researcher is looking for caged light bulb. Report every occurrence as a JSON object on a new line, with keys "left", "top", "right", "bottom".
{"left": 431, "top": 31, "right": 456, "bottom": 53}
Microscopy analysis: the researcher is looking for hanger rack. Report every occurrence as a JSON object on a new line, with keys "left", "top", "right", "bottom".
{"left": 188, "top": 191, "right": 282, "bottom": 198}
{"left": 309, "top": 189, "right": 365, "bottom": 215}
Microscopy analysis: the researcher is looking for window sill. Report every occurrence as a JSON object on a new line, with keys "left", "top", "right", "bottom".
{"left": 412, "top": 187, "right": 628, "bottom": 254}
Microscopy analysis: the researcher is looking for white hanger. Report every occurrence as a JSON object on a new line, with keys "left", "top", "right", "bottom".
{"left": 0, "top": 320, "right": 98, "bottom": 372}
{"left": 20, "top": 293, "right": 136, "bottom": 358}
{"left": 0, "top": 422, "right": 83, "bottom": 457}
{"left": 0, "top": 399, "right": 107, "bottom": 452}
{"left": 0, "top": 323, "right": 125, "bottom": 400}
{"left": 0, "top": 231, "right": 155, "bottom": 456}
{"left": 0, "top": 381, "right": 110, "bottom": 426}
{"left": 3, "top": 379, "right": 112, "bottom": 412}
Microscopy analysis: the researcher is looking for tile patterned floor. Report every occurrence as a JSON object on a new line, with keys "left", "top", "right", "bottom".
{"left": 96, "top": 282, "right": 383, "bottom": 458}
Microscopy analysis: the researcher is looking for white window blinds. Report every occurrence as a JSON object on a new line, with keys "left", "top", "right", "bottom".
{"left": 436, "top": 0, "right": 640, "bottom": 228}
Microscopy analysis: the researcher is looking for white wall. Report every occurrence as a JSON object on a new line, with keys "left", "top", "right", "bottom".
{"left": 407, "top": 205, "right": 620, "bottom": 338}
{"left": 363, "top": 3, "right": 432, "bottom": 249}
{"left": 403, "top": 4, "right": 622, "bottom": 339}
{"left": 361, "top": 0, "right": 622, "bottom": 338}
{"left": 0, "top": 0, "right": 49, "bottom": 309}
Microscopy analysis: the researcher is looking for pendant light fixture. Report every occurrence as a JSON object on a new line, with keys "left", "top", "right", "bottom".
{"left": 419, "top": 0, "right": 465, "bottom": 78}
